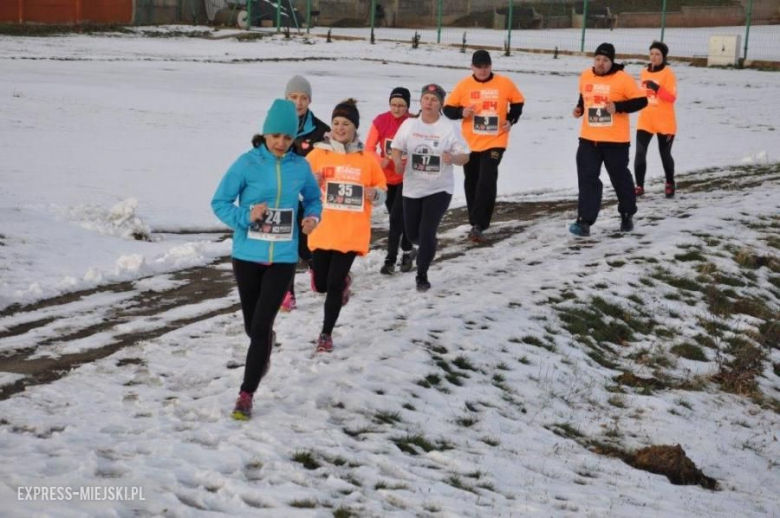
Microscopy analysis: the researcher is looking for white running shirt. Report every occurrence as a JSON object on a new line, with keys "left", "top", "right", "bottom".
{"left": 391, "top": 117, "right": 469, "bottom": 199}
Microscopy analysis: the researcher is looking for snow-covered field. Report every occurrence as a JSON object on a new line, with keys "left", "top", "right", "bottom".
{"left": 1, "top": 28, "right": 779, "bottom": 517}
{"left": 1, "top": 27, "right": 777, "bottom": 308}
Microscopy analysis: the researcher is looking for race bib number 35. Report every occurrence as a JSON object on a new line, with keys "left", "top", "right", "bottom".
{"left": 326, "top": 181, "right": 364, "bottom": 212}
{"left": 587, "top": 107, "right": 613, "bottom": 127}
{"left": 248, "top": 208, "right": 294, "bottom": 241}
{"left": 473, "top": 115, "right": 499, "bottom": 135}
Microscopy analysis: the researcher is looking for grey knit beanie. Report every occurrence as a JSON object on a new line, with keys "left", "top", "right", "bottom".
{"left": 285, "top": 75, "right": 312, "bottom": 99}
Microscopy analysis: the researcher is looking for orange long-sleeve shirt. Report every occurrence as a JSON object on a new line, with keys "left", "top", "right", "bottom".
{"left": 637, "top": 65, "right": 677, "bottom": 135}
{"left": 306, "top": 147, "right": 387, "bottom": 256}
{"left": 444, "top": 74, "right": 524, "bottom": 151}
{"left": 578, "top": 68, "right": 643, "bottom": 143}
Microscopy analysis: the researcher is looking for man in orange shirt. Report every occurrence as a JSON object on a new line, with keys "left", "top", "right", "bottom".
{"left": 444, "top": 50, "right": 525, "bottom": 243}
{"left": 570, "top": 43, "right": 648, "bottom": 237}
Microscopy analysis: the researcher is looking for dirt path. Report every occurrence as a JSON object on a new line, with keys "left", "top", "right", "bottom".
{"left": 1, "top": 163, "right": 777, "bottom": 400}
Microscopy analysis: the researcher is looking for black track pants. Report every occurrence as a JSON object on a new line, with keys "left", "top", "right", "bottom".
{"left": 384, "top": 183, "right": 412, "bottom": 264}
{"left": 232, "top": 259, "right": 295, "bottom": 394}
{"left": 311, "top": 250, "right": 357, "bottom": 335}
{"left": 403, "top": 191, "right": 452, "bottom": 277}
{"left": 634, "top": 130, "right": 676, "bottom": 188}
{"left": 463, "top": 148, "right": 504, "bottom": 230}
{"left": 576, "top": 140, "right": 636, "bottom": 225}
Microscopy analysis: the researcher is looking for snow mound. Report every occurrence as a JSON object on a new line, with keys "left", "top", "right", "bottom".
{"left": 57, "top": 198, "right": 156, "bottom": 241}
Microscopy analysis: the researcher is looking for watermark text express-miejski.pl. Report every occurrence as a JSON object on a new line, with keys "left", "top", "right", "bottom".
{"left": 18, "top": 486, "right": 145, "bottom": 501}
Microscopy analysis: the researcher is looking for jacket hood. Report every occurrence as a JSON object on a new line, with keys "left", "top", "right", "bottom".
{"left": 313, "top": 135, "right": 364, "bottom": 154}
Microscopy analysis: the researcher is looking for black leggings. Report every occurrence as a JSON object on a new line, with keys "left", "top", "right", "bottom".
{"left": 403, "top": 191, "right": 452, "bottom": 277}
{"left": 311, "top": 250, "right": 357, "bottom": 335}
{"left": 385, "top": 183, "right": 412, "bottom": 264}
{"left": 634, "top": 129, "right": 675, "bottom": 188}
{"left": 232, "top": 259, "right": 295, "bottom": 394}
{"left": 463, "top": 148, "right": 504, "bottom": 230}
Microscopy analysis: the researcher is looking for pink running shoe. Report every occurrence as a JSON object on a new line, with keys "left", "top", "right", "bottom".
{"left": 280, "top": 291, "right": 296, "bottom": 312}
{"left": 342, "top": 273, "right": 352, "bottom": 306}
{"left": 232, "top": 391, "right": 253, "bottom": 420}
{"left": 316, "top": 333, "right": 334, "bottom": 353}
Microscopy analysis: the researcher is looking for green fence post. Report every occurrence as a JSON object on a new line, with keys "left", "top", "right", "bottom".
{"left": 660, "top": 0, "right": 667, "bottom": 42}
{"left": 370, "top": 0, "right": 376, "bottom": 37}
{"left": 276, "top": 0, "right": 281, "bottom": 31}
{"left": 437, "top": 0, "right": 443, "bottom": 44}
{"left": 306, "top": 0, "right": 311, "bottom": 33}
{"left": 247, "top": 0, "right": 252, "bottom": 29}
{"left": 579, "top": 0, "right": 589, "bottom": 53}
{"left": 507, "top": 0, "right": 514, "bottom": 54}
{"left": 743, "top": 0, "right": 753, "bottom": 62}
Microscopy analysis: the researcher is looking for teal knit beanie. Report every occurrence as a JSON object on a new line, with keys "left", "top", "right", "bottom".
{"left": 262, "top": 99, "right": 298, "bottom": 137}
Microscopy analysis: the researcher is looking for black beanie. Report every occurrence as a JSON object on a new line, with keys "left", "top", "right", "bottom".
{"left": 650, "top": 41, "right": 669, "bottom": 59}
{"left": 472, "top": 49, "right": 492, "bottom": 66}
{"left": 389, "top": 87, "right": 411, "bottom": 107}
{"left": 332, "top": 98, "right": 360, "bottom": 128}
{"left": 594, "top": 42, "right": 616, "bottom": 62}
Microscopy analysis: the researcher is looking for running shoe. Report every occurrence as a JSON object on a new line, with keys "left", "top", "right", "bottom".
{"left": 665, "top": 182, "right": 675, "bottom": 198}
{"left": 232, "top": 391, "right": 253, "bottom": 421}
{"left": 280, "top": 291, "right": 296, "bottom": 312}
{"left": 620, "top": 214, "right": 634, "bottom": 232}
{"left": 569, "top": 220, "right": 591, "bottom": 237}
{"left": 416, "top": 273, "right": 431, "bottom": 292}
{"left": 399, "top": 248, "right": 417, "bottom": 273}
{"left": 380, "top": 261, "right": 395, "bottom": 275}
{"left": 468, "top": 225, "right": 487, "bottom": 244}
{"left": 316, "top": 333, "right": 334, "bottom": 353}
{"left": 635, "top": 185, "right": 645, "bottom": 196}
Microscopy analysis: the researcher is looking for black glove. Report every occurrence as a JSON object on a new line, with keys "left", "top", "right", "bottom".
{"left": 645, "top": 80, "right": 660, "bottom": 92}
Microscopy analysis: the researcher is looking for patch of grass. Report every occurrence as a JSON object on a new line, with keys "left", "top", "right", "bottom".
{"left": 445, "top": 475, "right": 477, "bottom": 494}
{"left": 639, "top": 277, "right": 655, "bottom": 288}
{"left": 671, "top": 343, "right": 708, "bottom": 362}
{"left": 391, "top": 434, "right": 454, "bottom": 455}
{"left": 452, "top": 355, "right": 477, "bottom": 371}
{"left": 693, "top": 333, "right": 718, "bottom": 349}
{"left": 607, "top": 260, "right": 626, "bottom": 267}
{"left": 425, "top": 373, "right": 441, "bottom": 385}
{"left": 674, "top": 250, "right": 706, "bottom": 262}
{"left": 465, "top": 401, "right": 480, "bottom": 412}
{"left": 343, "top": 426, "right": 377, "bottom": 438}
{"left": 676, "top": 398, "right": 693, "bottom": 410}
{"left": 480, "top": 436, "right": 500, "bottom": 447}
{"left": 292, "top": 450, "right": 321, "bottom": 470}
{"left": 375, "top": 480, "right": 409, "bottom": 490}
{"left": 496, "top": 361, "right": 512, "bottom": 371}
{"left": 402, "top": 402, "right": 416, "bottom": 411}
{"left": 652, "top": 269, "right": 705, "bottom": 292}
{"left": 594, "top": 283, "right": 609, "bottom": 289}
{"left": 518, "top": 355, "right": 531, "bottom": 365}
{"left": 456, "top": 416, "right": 478, "bottom": 428}
{"left": 550, "top": 422, "right": 583, "bottom": 439}
{"left": 608, "top": 395, "right": 627, "bottom": 408}
{"left": 759, "top": 319, "right": 780, "bottom": 350}
{"left": 333, "top": 507, "right": 356, "bottom": 518}
{"left": 374, "top": 410, "right": 402, "bottom": 425}
{"left": 446, "top": 373, "right": 465, "bottom": 386}
{"left": 290, "top": 499, "right": 317, "bottom": 508}
{"left": 715, "top": 342, "right": 767, "bottom": 396}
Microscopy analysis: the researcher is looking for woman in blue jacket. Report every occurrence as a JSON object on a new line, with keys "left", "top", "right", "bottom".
{"left": 212, "top": 99, "right": 322, "bottom": 420}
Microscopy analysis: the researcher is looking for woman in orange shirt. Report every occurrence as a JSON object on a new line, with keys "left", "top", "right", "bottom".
{"left": 306, "top": 99, "right": 387, "bottom": 353}
{"left": 634, "top": 41, "right": 678, "bottom": 198}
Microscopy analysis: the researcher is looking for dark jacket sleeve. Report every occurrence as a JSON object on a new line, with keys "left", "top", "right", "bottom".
{"left": 443, "top": 105, "right": 464, "bottom": 120}
{"left": 614, "top": 97, "right": 648, "bottom": 114}
{"left": 507, "top": 102, "right": 524, "bottom": 125}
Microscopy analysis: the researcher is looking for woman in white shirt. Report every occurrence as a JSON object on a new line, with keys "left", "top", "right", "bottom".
{"left": 391, "top": 84, "right": 470, "bottom": 292}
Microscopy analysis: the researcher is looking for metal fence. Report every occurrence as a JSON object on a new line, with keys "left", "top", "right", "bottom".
{"left": 239, "top": 0, "right": 780, "bottom": 63}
